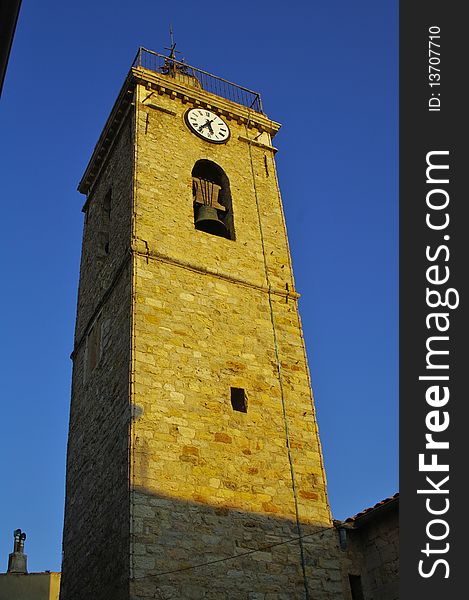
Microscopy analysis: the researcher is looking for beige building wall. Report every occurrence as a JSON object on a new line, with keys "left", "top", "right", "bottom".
{"left": 0, "top": 572, "right": 60, "bottom": 600}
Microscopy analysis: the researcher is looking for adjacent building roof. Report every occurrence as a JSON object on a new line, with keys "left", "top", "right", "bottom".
{"left": 344, "top": 492, "right": 399, "bottom": 526}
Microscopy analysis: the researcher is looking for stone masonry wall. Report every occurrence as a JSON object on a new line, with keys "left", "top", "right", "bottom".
{"left": 73, "top": 115, "right": 134, "bottom": 340}
{"left": 60, "top": 114, "right": 134, "bottom": 600}
{"left": 61, "top": 66, "right": 346, "bottom": 600}
{"left": 339, "top": 508, "right": 399, "bottom": 600}
{"left": 129, "top": 74, "right": 342, "bottom": 599}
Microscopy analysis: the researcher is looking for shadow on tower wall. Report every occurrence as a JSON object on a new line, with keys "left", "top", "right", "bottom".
{"left": 127, "top": 485, "right": 345, "bottom": 600}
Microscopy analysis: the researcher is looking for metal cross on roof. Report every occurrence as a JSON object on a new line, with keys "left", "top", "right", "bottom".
{"left": 164, "top": 23, "right": 181, "bottom": 60}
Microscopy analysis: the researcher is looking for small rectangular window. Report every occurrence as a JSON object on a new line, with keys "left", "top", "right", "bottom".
{"left": 231, "top": 387, "right": 247, "bottom": 413}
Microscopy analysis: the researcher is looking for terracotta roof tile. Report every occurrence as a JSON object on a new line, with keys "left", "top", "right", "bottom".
{"left": 344, "top": 492, "right": 399, "bottom": 524}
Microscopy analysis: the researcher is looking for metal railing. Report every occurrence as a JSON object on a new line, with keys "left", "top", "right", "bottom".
{"left": 132, "top": 47, "right": 263, "bottom": 113}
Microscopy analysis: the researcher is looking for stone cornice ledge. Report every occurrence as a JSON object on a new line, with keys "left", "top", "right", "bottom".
{"left": 78, "top": 67, "right": 282, "bottom": 197}
{"left": 131, "top": 238, "right": 300, "bottom": 301}
{"left": 78, "top": 71, "right": 136, "bottom": 196}
{"left": 131, "top": 67, "right": 281, "bottom": 136}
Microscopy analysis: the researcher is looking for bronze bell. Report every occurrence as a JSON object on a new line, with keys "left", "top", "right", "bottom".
{"left": 195, "top": 205, "right": 228, "bottom": 237}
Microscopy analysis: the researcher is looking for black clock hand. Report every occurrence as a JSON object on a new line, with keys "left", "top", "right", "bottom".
{"left": 197, "top": 117, "right": 217, "bottom": 135}
{"left": 198, "top": 120, "right": 211, "bottom": 132}
{"left": 204, "top": 118, "right": 216, "bottom": 134}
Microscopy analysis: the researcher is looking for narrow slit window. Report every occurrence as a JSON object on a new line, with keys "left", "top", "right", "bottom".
{"left": 97, "top": 189, "right": 111, "bottom": 257}
{"left": 102, "top": 189, "right": 111, "bottom": 254}
{"left": 263, "top": 154, "right": 269, "bottom": 177}
{"left": 85, "top": 313, "right": 102, "bottom": 379}
{"left": 230, "top": 387, "right": 247, "bottom": 413}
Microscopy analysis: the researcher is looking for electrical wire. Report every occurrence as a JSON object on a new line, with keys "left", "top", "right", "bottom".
{"left": 134, "top": 524, "right": 336, "bottom": 579}
{"left": 129, "top": 82, "right": 141, "bottom": 583}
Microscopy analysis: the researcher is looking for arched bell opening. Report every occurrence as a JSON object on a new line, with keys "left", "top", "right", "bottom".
{"left": 192, "top": 160, "right": 235, "bottom": 240}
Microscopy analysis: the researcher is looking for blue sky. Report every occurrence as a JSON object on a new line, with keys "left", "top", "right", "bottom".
{"left": 0, "top": 0, "right": 398, "bottom": 572}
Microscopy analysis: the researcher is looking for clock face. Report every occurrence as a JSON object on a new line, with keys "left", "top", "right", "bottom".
{"left": 185, "top": 108, "right": 230, "bottom": 143}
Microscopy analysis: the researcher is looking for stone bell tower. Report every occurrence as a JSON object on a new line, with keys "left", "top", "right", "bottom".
{"left": 60, "top": 47, "right": 343, "bottom": 600}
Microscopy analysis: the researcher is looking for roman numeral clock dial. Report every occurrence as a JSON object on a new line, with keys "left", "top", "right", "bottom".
{"left": 185, "top": 108, "right": 230, "bottom": 143}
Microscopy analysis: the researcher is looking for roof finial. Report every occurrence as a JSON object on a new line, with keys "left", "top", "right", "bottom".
{"left": 170, "top": 22, "right": 175, "bottom": 49}
{"left": 162, "top": 23, "right": 189, "bottom": 77}
{"left": 165, "top": 22, "right": 180, "bottom": 60}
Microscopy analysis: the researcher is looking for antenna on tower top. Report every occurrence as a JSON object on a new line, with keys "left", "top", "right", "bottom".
{"left": 170, "top": 22, "right": 175, "bottom": 48}
{"left": 165, "top": 22, "right": 180, "bottom": 60}
{"left": 163, "top": 23, "right": 189, "bottom": 76}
